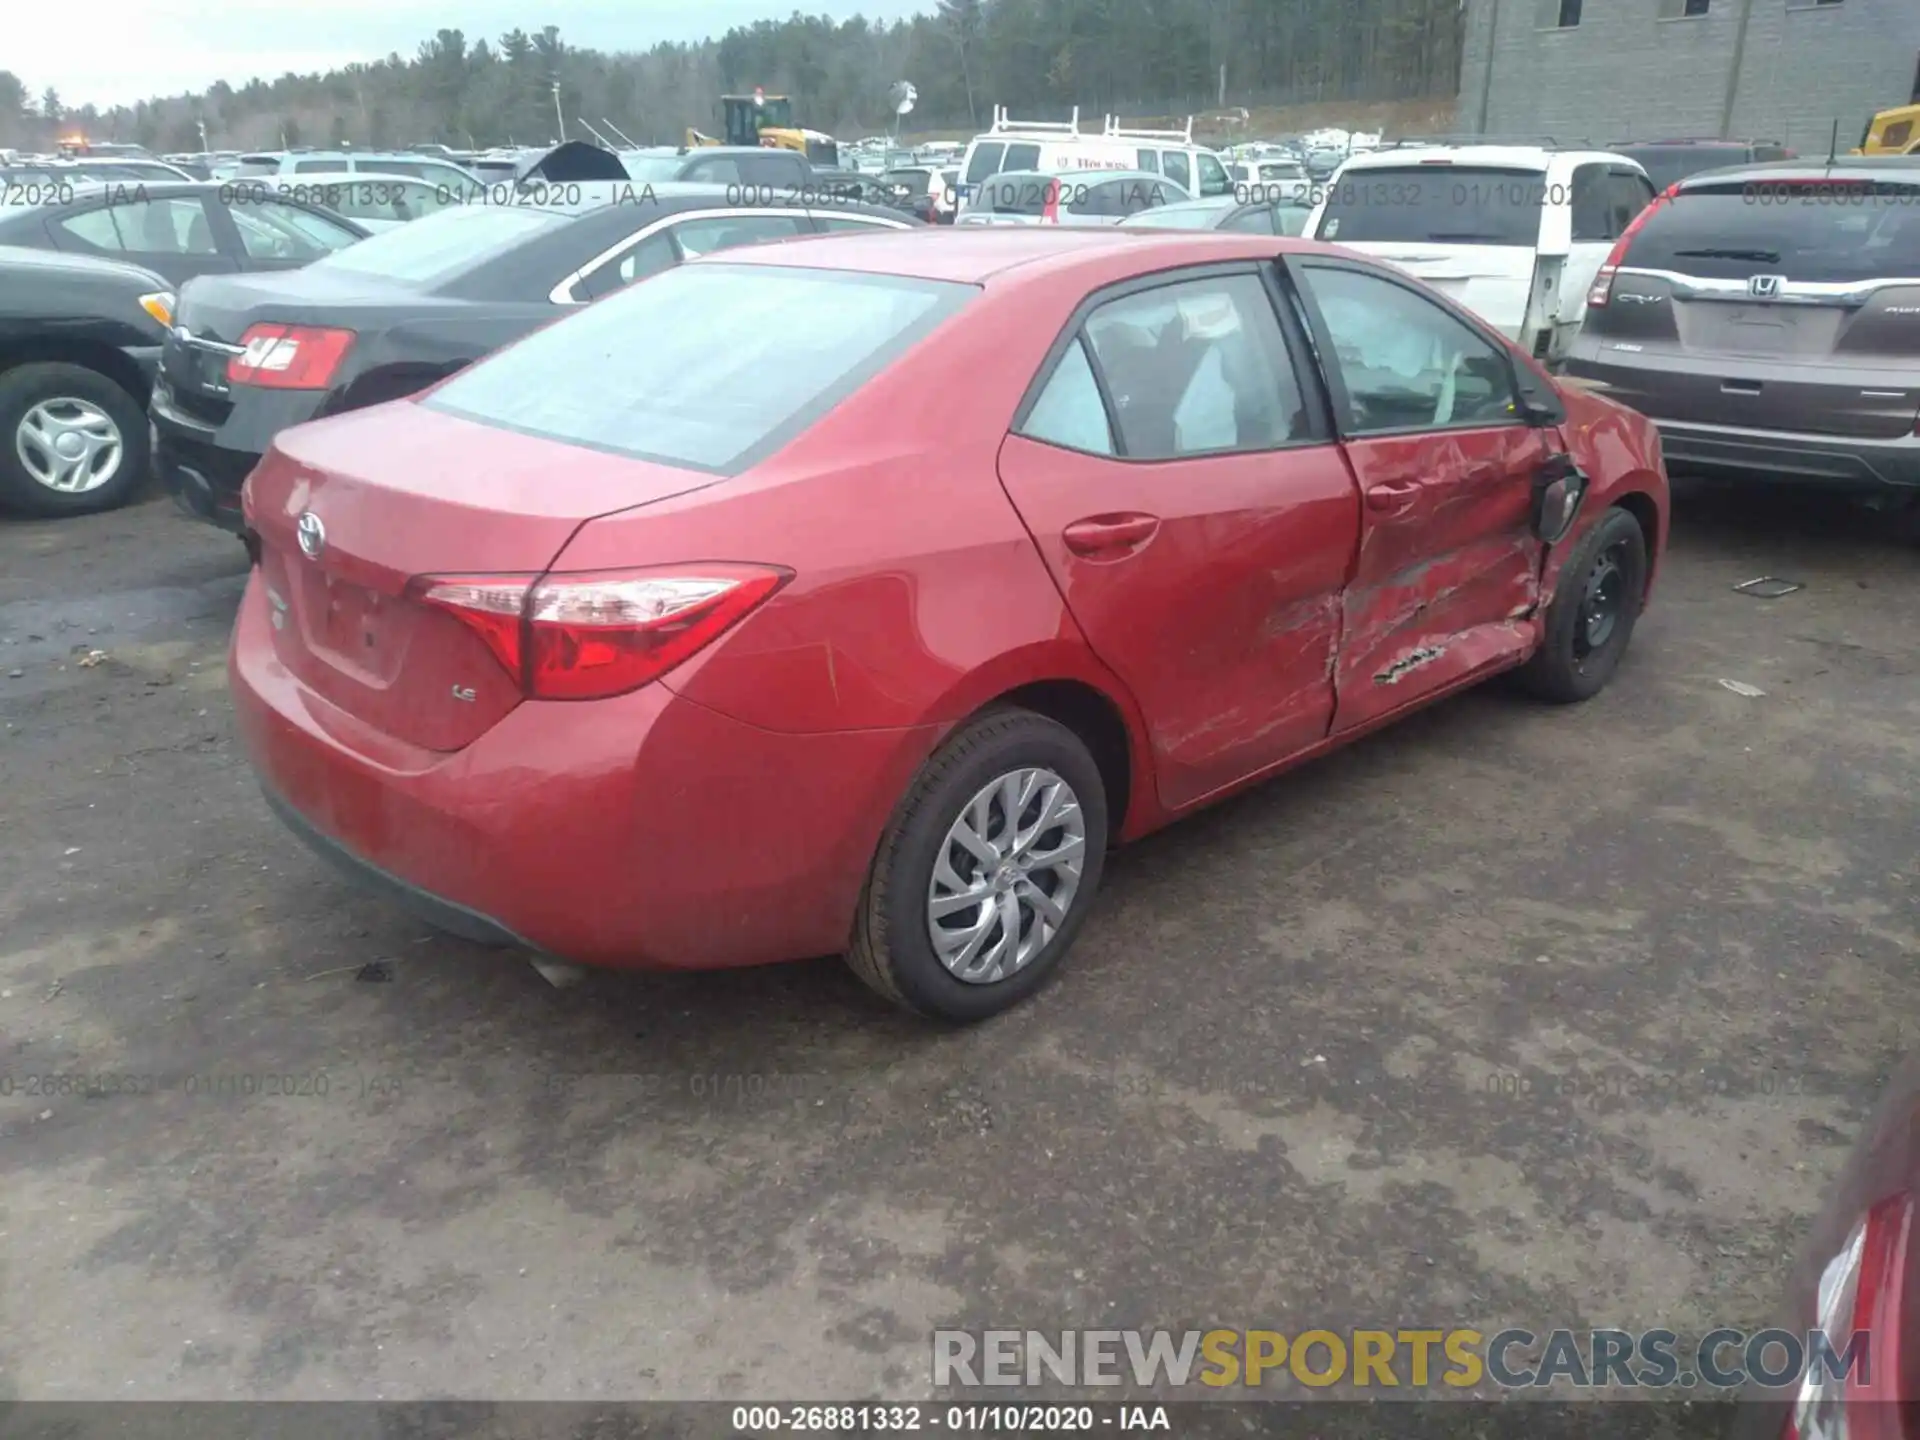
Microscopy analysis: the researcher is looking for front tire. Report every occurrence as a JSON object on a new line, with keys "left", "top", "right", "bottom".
{"left": 847, "top": 708, "right": 1109, "bottom": 1023}
{"left": 0, "top": 362, "right": 151, "bottom": 518}
{"left": 1516, "top": 505, "right": 1648, "bottom": 704}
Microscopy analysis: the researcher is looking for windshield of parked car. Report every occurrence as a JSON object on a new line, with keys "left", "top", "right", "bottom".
{"left": 1315, "top": 164, "right": 1547, "bottom": 246}
{"left": 1623, "top": 178, "right": 1920, "bottom": 283}
{"left": 423, "top": 263, "right": 976, "bottom": 473}
{"left": 311, "top": 202, "right": 565, "bottom": 284}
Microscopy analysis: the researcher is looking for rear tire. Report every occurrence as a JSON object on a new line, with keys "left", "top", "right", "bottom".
{"left": 1515, "top": 505, "right": 1648, "bottom": 704}
{"left": 847, "top": 708, "right": 1109, "bottom": 1023}
{"left": 0, "top": 362, "right": 150, "bottom": 518}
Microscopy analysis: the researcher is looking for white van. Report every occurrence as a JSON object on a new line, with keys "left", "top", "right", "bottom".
{"left": 957, "top": 107, "right": 1233, "bottom": 211}
{"left": 1303, "top": 144, "right": 1658, "bottom": 364}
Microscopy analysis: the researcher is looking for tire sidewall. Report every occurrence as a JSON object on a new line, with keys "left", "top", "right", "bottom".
{"left": 877, "top": 716, "right": 1109, "bottom": 1022}
{"left": 0, "top": 363, "right": 151, "bottom": 518}
{"left": 1547, "top": 508, "right": 1648, "bottom": 700}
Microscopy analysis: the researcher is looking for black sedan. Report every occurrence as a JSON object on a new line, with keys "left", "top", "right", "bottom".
{"left": 0, "top": 180, "right": 368, "bottom": 288}
{"left": 153, "top": 182, "right": 921, "bottom": 532}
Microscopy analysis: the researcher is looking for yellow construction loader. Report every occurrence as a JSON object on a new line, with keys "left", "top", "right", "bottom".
{"left": 685, "top": 92, "right": 839, "bottom": 167}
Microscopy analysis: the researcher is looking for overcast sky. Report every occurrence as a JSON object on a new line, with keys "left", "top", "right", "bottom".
{"left": 11, "top": 0, "right": 932, "bottom": 110}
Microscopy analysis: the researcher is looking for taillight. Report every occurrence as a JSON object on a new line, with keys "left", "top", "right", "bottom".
{"left": 410, "top": 564, "right": 791, "bottom": 701}
{"left": 227, "top": 323, "right": 356, "bottom": 389}
{"left": 1042, "top": 179, "right": 1061, "bottom": 224}
{"left": 1587, "top": 181, "right": 1682, "bottom": 309}
{"left": 1789, "top": 1194, "right": 1911, "bottom": 1440}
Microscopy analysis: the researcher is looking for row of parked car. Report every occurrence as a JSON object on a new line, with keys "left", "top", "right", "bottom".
{"left": 0, "top": 125, "right": 1916, "bottom": 522}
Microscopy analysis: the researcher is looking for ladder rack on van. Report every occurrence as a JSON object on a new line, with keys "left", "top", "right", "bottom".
{"left": 1103, "top": 116, "right": 1195, "bottom": 145}
{"left": 988, "top": 104, "right": 1090, "bottom": 136}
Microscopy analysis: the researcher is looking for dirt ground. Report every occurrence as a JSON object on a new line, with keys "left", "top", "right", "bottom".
{"left": 1, "top": 482, "right": 1915, "bottom": 1406}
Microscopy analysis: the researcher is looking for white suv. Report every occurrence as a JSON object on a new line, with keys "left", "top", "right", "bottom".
{"left": 1303, "top": 144, "right": 1657, "bottom": 363}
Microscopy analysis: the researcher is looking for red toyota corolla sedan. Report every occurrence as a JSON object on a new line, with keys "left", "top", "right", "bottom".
{"left": 230, "top": 226, "right": 1669, "bottom": 1022}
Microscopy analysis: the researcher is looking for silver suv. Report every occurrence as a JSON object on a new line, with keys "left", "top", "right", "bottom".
{"left": 1564, "top": 158, "right": 1920, "bottom": 494}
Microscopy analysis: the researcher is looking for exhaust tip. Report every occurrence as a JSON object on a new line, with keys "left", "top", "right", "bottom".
{"left": 529, "top": 957, "right": 590, "bottom": 989}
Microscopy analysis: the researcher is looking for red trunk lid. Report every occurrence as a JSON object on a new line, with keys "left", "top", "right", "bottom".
{"left": 245, "top": 401, "right": 723, "bottom": 752}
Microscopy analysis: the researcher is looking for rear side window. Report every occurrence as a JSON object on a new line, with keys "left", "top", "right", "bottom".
{"left": 312, "top": 203, "right": 562, "bottom": 283}
{"left": 1004, "top": 143, "right": 1041, "bottom": 171}
{"left": 292, "top": 159, "right": 335, "bottom": 174}
{"left": 1019, "top": 338, "right": 1114, "bottom": 455}
{"left": 1622, "top": 180, "right": 1920, "bottom": 282}
{"left": 1316, "top": 166, "right": 1545, "bottom": 246}
{"left": 1136, "top": 149, "right": 1161, "bottom": 174}
{"left": 423, "top": 264, "right": 975, "bottom": 474}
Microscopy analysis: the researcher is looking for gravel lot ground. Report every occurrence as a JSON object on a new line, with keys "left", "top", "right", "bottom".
{"left": 1, "top": 483, "right": 1914, "bottom": 1412}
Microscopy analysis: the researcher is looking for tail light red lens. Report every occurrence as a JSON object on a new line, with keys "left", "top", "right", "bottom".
{"left": 1788, "top": 1193, "right": 1912, "bottom": 1440}
{"left": 228, "top": 323, "right": 356, "bottom": 389}
{"left": 411, "top": 564, "right": 791, "bottom": 701}
{"left": 1587, "top": 181, "right": 1682, "bottom": 310}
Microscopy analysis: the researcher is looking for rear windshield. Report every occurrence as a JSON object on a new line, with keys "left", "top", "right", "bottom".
{"left": 1616, "top": 146, "right": 1752, "bottom": 191}
{"left": 1315, "top": 165, "right": 1546, "bottom": 246}
{"left": 311, "top": 203, "right": 563, "bottom": 284}
{"left": 232, "top": 157, "right": 283, "bottom": 178}
{"left": 423, "top": 264, "right": 976, "bottom": 474}
{"left": 1623, "top": 179, "right": 1920, "bottom": 283}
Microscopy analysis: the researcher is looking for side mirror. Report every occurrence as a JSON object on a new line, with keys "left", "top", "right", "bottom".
{"left": 1532, "top": 453, "right": 1588, "bottom": 544}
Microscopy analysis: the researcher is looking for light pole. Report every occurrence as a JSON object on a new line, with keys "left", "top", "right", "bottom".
{"left": 551, "top": 80, "right": 565, "bottom": 143}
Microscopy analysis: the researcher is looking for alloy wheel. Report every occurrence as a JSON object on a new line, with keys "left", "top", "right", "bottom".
{"left": 926, "top": 767, "right": 1088, "bottom": 984}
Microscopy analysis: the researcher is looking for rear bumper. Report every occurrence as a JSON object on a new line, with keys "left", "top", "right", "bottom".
{"left": 150, "top": 385, "right": 325, "bottom": 531}
{"left": 260, "top": 784, "right": 531, "bottom": 950}
{"left": 229, "top": 571, "right": 938, "bottom": 970}
{"left": 1650, "top": 419, "right": 1920, "bottom": 490}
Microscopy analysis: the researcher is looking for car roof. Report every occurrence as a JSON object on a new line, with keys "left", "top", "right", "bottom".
{"left": 1673, "top": 157, "right": 1920, "bottom": 188}
{"left": 268, "top": 170, "right": 428, "bottom": 183}
{"left": 709, "top": 225, "right": 1322, "bottom": 286}
{"left": 1336, "top": 144, "right": 1623, "bottom": 170}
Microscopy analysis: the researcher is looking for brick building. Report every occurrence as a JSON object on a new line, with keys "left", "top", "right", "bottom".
{"left": 1459, "top": 0, "right": 1920, "bottom": 151}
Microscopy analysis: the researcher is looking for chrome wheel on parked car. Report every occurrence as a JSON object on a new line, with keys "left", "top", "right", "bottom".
{"left": 927, "top": 767, "right": 1088, "bottom": 983}
{"left": 16, "top": 396, "right": 123, "bottom": 494}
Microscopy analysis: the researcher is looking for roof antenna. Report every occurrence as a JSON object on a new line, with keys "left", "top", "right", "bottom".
{"left": 1826, "top": 116, "right": 1838, "bottom": 169}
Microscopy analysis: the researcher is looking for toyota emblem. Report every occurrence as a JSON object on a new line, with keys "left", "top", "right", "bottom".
{"left": 296, "top": 511, "right": 326, "bottom": 560}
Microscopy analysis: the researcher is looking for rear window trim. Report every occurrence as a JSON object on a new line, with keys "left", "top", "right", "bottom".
{"left": 425, "top": 263, "right": 979, "bottom": 478}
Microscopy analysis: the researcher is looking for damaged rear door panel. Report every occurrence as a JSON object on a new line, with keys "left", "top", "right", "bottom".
{"left": 1286, "top": 257, "right": 1550, "bottom": 732}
